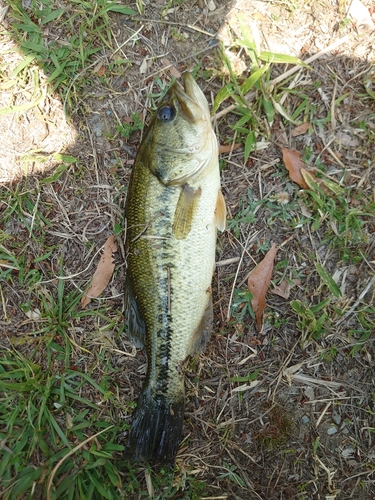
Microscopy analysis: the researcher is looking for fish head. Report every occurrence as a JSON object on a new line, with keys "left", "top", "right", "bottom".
{"left": 142, "top": 73, "right": 218, "bottom": 186}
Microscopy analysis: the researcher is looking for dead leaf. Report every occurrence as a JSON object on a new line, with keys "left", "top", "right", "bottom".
{"left": 271, "top": 278, "right": 301, "bottom": 299}
{"left": 282, "top": 148, "right": 309, "bottom": 189}
{"left": 93, "top": 62, "right": 106, "bottom": 76}
{"left": 140, "top": 58, "right": 152, "bottom": 74}
{"left": 97, "top": 66, "right": 106, "bottom": 77}
{"left": 253, "top": 11, "right": 268, "bottom": 22}
{"left": 300, "top": 167, "right": 328, "bottom": 193}
{"left": 291, "top": 122, "right": 311, "bottom": 137}
{"left": 219, "top": 143, "right": 241, "bottom": 154}
{"left": 248, "top": 336, "right": 263, "bottom": 346}
{"left": 81, "top": 235, "right": 118, "bottom": 308}
{"left": 336, "top": 132, "right": 360, "bottom": 147}
{"left": 161, "top": 58, "right": 181, "bottom": 78}
{"left": 297, "top": 200, "right": 312, "bottom": 218}
{"left": 271, "top": 279, "right": 290, "bottom": 299}
{"left": 248, "top": 243, "right": 278, "bottom": 331}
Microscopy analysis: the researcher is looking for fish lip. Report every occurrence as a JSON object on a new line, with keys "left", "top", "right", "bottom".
{"left": 181, "top": 72, "right": 197, "bottom": 102}
{"left": 170, "top": 72, "right": 209, "bottom": 122}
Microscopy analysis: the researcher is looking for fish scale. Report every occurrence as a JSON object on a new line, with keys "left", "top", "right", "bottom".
{"left": 124, "top": 73, "right": 226, "bottom": 464}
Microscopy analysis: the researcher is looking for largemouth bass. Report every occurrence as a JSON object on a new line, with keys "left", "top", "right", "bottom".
{"left": 124, "top": 72, "right": 226, "bottom": 464}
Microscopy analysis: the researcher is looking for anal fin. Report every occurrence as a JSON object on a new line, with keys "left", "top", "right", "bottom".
{"left": 124, "top": 274, "right": 146, "bottom": 348}
{"left": 188, "top": 294, "right": 213, "bottom": 357}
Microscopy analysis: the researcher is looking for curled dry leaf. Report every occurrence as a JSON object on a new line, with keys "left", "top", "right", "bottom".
{"left": 93, "top": 62, "right": 106, "bottom": 76}
{"left": 291, "top": 122, "right": 311, "bottom": 137}
{"left": 161, "top": 58, "right": 181, "bottom": 78}
{"left": 140, "top": 58, "right": 152, "bottom": 74}
{"left": 248, "top": 243, "right": 278, "bottom": 331}
{"left": 271, "top": 279, "right": 291, "bottom": 299}
{"left": 81, "top": 235, "right": 118, "bottom": 308}
{"left": 219, "top": 143, "right": 241, "bottom": 154}
{"left": 282, "top": 148, "right": 309, "bottom": 189}
{"left": 271, "top": 278, "right": 301, "bottom": 299}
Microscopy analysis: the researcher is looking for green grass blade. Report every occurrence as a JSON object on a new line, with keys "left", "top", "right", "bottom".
{"left": 41, "top": 9, "right": 64, "bottom": 24}
{"left": 212, "top": 84, "right": 233, "bottom": 113}
{"left": 240, "top": 64, "right": 269, "bottom": 95}
{"left": 9, "top": 54, "right": 36, "bottom": 77}
{"left": 315, "top": 263, "right": 342, "bottom": 298}
{"left": 259, "top": 51, "right": 309, "bottom": 67}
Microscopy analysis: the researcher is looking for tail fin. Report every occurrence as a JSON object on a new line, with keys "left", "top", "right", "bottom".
{"left": 124, "top": 387, "right": 185, "bottom": 465}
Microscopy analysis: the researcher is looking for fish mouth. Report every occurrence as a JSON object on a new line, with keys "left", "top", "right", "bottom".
{"left": 171, "top": 72, "right": 210, "bottom": 122}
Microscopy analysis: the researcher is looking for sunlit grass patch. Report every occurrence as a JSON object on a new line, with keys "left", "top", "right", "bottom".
{"left": 6, "top": 0, "right": 136, "bottom": 106}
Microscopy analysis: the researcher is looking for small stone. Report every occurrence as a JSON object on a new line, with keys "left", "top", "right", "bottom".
{"left": 341, "top": 447, "right": 355, "bottom": 459}
{"left": 301, "top": 415, "right": 310, "bottom": 424}
{"left": 327, "top": 426, "right": 337, "bottom": 435}
{"left": 207, "top": 0, "right": 216, "bottom": 11}
{"left": 332, "top": 414, "right": 341, "bottom": 425}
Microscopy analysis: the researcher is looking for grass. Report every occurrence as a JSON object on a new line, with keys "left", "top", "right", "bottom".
{"left": 1, "top": 0, "right": 375, "bottom": 498}
{"left": 6, "top": 0, "right": 136, "bottom": 108}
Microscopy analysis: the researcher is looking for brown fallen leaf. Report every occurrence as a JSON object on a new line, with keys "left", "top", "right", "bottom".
{"left": 161, "top": 58, "right": 181, "bottom": 78}
{"left": 291, "top": 122, "right": 311, "bottom": 137}
{"left": 93, "top": 62, "right": 106, "bottom": 76}
{"left": 248, "top": 336, "right": 263, "bottom": 346}
{"left": 253, "top": 11, "right": 268, "bottom": 22}
{"left": 248, "top": 243, "right": 278, "bottom": 331}
{"left": 271, "top": 279, "right": 291, "bottom": 299}
{"left": 300, "top": 167, "right": 329, "bottom": 194}
{"left": 282, "top": 148, "right": 309, "bottom": 189}
{"left": 219, "top": 143, "right": 241, "bottom": 154}
{"left": 271, "top": 278, "right": 301, "bottom": 299}
{"left": 81, "top": 235, "right": 118, "bottom": 308}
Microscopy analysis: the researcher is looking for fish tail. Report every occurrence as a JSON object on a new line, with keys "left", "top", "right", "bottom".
{"left": 124, "top": 386, "right": 185, "bottom": 465}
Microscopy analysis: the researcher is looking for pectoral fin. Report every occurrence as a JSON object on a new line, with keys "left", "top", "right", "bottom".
{"left": 124, "top": 274, "right": 146, "bottom": 348}
{"left": 214, "top": 189, "right": 227, "bottom": 231}
{"left": 172, "top": 184, "right": 201, "bottom": 240}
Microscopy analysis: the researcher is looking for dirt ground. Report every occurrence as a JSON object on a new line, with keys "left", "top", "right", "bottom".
{"left": 1, "top": 0, "right": 375, "bottom": 499}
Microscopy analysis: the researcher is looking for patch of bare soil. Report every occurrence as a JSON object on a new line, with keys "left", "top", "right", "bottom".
{"left": 0, "top": 37, "right": 76, "bottom": 182}
{"left": 1, "top": 0, "right": 375, "bottom": 499}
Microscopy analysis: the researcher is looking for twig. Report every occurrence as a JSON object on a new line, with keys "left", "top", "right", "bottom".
{"left": 216, "top": 257, "right": 241, "bottom": 267}
{"left": 135, "top": 18, "right": 216, "bottom": 37}
{"left": 146, "top": 43, "right": 219, "bottom": 81}
{"left": 47, "top": 426, "right": 114, "bottom": 500}
{"left": 226, "top": 231, "right": 259, "bottom": 321}
{"left": 336, "top": 274, "right": 375, "bottom": 326}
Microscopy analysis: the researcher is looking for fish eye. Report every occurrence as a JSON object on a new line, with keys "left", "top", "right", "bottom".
{"left": 158, "top": 105, "right": 176, "bottom": 123}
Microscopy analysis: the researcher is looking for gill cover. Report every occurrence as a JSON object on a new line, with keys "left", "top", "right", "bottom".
{"left": 144, "top": 74, "right": 216, "bottom": 186}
